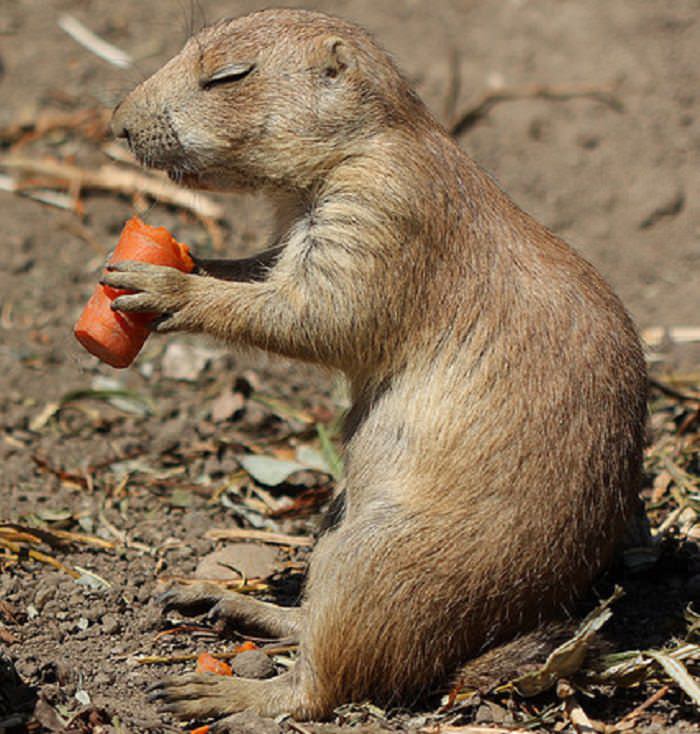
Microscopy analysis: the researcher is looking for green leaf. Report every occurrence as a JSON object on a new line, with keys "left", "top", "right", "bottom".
{"left": 316, "top": 423, "right": 343, "bottom": 481}
{"left": 61, "top": 388, "right": 152, "bottom": 416}
{"left": 168, "top": 488, "right": 195, "bottom": 508}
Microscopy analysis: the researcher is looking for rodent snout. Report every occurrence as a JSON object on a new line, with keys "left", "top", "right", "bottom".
{"left": 111, "top": 103, "right": 130, "bottom": 142}
{"left": 108, "top": 98, "right": 189, "bottom": 175}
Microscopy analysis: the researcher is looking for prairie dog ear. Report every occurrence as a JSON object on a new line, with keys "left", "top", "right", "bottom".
{"left": 321, "top": 36, "right": 354, "bottom": 78}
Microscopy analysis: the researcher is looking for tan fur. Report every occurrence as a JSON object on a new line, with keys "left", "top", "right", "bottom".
{"left": 106, "top": 8, "right": 647, "bottom": 722}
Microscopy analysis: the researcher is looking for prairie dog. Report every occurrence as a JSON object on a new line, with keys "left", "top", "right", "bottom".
{"left": 105, "top": 8, "right": 647, "bottom": 723}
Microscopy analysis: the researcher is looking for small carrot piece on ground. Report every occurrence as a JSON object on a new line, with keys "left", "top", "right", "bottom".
{"left": 235, "top": 640, "right": 258, "bottom": 653}
{"left": 190, "top": 726, "right": 210, "bottom": 734}
{"left": 74, "top": 216, "right": 194, "bottom": 368}
{"left": 195, "top": 651, "right": 233, "bottom": 676}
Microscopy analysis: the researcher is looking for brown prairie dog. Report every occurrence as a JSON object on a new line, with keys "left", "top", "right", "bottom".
{"left": 105, "top": 8, "right": 647, "bottom": 723}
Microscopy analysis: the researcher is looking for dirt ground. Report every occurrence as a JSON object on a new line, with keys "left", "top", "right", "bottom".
{"left": 1, "top": 1, "right": 699, "bottom": 733}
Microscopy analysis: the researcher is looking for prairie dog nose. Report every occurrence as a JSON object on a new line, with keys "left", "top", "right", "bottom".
{"left": 111, "top": 101, "right": 129, "bottom": 140}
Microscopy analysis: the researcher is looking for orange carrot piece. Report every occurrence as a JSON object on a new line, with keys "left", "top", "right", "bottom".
{"left": 190, "top": 726, "right": 210, "bottom": 734}
{"left": 195, "top": 652, "right": 233, "bottom": 676}
{"left": 74, "top": 216, "right": 194, "bottom": 368}
{"left": 235, "top": 640, "right": 258, "bottom": 653}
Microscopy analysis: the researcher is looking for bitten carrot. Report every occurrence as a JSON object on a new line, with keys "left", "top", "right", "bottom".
{"left": 195, "top": 652, "right": 233, "bottom": 676}
{"left": 74, "top": 216, "right": 194, "bottom": 368}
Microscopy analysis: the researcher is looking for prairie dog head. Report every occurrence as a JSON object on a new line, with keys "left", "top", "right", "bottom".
{"left": 111, "top": 9, "right": 423, "bottom": 192}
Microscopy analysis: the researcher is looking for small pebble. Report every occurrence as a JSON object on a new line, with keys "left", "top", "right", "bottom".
{"left": 41, "top": 683, "right": 59, "bottom": 703}
{"left": 16, "top": 658, "right": 39, "bottom": 680}
{"left": 213, "top": 710, "right": 281, "bottom": 734}
{"left": 136, "top": 604, "right": 162, "bottom": 632}
{"left": 230, "top": 650, "right": 275, "bottom": 679}
{"left": 132, "top": 714, "right": 165, "bottom": 730}
{"left": 474, "top": 704, "right": 494, "bottom": 724}
{"left": 93, "top": 670, "right": 115, "bottom": 687}
{"left": 34, "top": 585, "right": 55, "bottom": 610}
{"left": 69, "top": 590, "right": 86, "bottom": 608}
{"left": 101, "top": 614, "right": 121, "bottom": 635}
{"left": 55, "top": 659, "right": 75, "bottom": 685}
{"left": 86, "top": 603, "right": 108, "bottom": 622}
{"left": 59, "top": 620, "right": 76, "bottom": 635}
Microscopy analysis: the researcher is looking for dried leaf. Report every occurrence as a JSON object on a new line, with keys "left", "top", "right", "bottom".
{"left": 29, "top": 402, "right": 60, "bottom": 431}
{"left": 237, "top": 454, "right": 305, "bottom": 486}
{"left": 74, "top": 566, "right": 111, "bottom": 590}
{"left": 162, "top": 343, "right": 222, "bottom": 381}
{"left": 594, "top": 643, "right": 700, "bottom": 689}
{"left": 31, "top": 456, "right": 89, "bottom": 490}
{"left": 238, "top": 444, "right": 335, "bottom": 486}
{"left": 646, "top": 650, "right": 700, "bottom": 707}
{"left": 249, "top": 393, "right": 315, "bottom": 424}
{"left": 33, "top": 697, "right": 68, "bottom": 732}
{"left": 74, "top": 689, "right": 91, "bottom": 706}
{"left": 511, "top": 587, "right": 622, "bottom": 696}
{"left": 296, "top": 444, "right": 332, "bottom": 475}
{"left": 685, "top": 605, "right": 700, "bottom": 638}
{"left": 652, "top": 470, "right": 673, "bottom": 502}
{"left": 0, "top": 626, "right": 18, "bottom": 644}
{"left": 35, "top": 508, "right": 73, "bottom": 523}
{"left": 0, "top": 601, "right": 18, "bottom": 624}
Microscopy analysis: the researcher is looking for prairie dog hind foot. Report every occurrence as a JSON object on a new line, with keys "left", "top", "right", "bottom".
{"left": 148, "top": 669, "right": 314, "bottom": 722}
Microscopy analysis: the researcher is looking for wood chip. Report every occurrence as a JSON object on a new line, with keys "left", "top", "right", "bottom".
{"left": 0, "top": 626, "right": 18, "bottom": 644}
{"left": 563, "top": 695, "right": 603, "bottom": 733}
{"left": 205, "top": 528, "right": 314, "bottom": 547}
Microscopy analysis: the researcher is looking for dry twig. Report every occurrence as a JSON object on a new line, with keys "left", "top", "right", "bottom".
{"left": 614, "top": 685, "right": 670, "bottom": 729}
{"left": 649, "top": 377, "right": 700, "bottom": 403}
{"left": 58, "top": 15, "right": 133, "bottom": 69}
{"left": 0, "top": 108, "right": 109, "bottom": 147}
{"left": 0, "top": 155, "right": 223, "bottom": 220}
